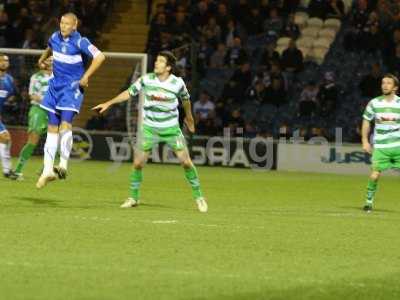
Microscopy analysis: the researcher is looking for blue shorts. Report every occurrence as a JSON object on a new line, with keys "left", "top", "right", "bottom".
{"left": 41, "top": 78, "right": 84, "bottom": 114}
{"left": 0, "top": 120, "right": 6, "bottom": 133}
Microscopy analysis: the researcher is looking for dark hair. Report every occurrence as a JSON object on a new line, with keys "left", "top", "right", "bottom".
{"left": 383, "top": 73, "right": 399, "bottom": 87}
{"left": 158, "top": 51, "right": 177, "bottom": 73}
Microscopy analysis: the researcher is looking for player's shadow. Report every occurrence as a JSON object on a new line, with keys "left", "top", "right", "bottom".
{"left": 338, "top": 205, "right": 399, "bottom": 214}
{"left": 13, "top": 196, "right": 60, "bottom": 207}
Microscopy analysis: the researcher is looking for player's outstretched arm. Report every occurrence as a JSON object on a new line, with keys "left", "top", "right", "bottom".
{"left": 362, "top": 119, "right": 372, "bottom": 154}
{"left": 80, "top": 52, "right": 106, "bottom": 87}
{"left": 182, "top": 100, "right": 195, "bottom": 133}
{"left": 38, "top": 47, "right": 52, "bottom": 69}
{"left": 92, "top": 90, "right": 131, "bottom": 114}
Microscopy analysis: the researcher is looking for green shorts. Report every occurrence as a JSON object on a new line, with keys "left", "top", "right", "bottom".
{"left": 139, "top": 124, "right": 187, "bottom": 152}
{"left": 371, "top": 147, "right": 400, "bottom": 172}
{"left": 28, "top": 104, "right": 48, "bottom": 135}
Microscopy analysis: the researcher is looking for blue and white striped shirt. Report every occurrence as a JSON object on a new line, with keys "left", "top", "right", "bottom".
{"left": 48, "top": 31, "right": 100, "bottom": 81}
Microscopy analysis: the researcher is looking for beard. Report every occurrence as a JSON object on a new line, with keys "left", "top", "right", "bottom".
{"left": 382, "top": 91, "right": 392, "bottom": 96}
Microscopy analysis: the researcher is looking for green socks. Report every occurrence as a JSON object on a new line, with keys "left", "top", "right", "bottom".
{"left": 184, "top": 166, "right": 203, "bottom": 199}
{"left": 15, "top": 143, "right": 36, "bottom": 174}
{"left": 129, "top": 166, "right": 203, "bottom": 201}
{"left": 366, "top": 179, "right": 378, "bottom": 206}
{"left": 130, "top": 169, "right": 143, "bottom": 200}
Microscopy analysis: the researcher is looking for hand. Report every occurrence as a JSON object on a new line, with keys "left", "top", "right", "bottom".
{"left": 184, "top": 116, "right": 195, "bottom": 133}
{"left": 79, "top": 76, "right": 89, "bottom": 87}
{"left": 363, "top": 142, "right": 372, "bottom": 154}
{"left": 92, "top": 102, "right": 111, "bottom": 114}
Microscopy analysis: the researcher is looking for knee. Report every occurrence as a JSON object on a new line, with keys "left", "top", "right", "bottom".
{"left": 28, "top": 133, "right": 40, "bottom": 145}
{"left": 370, "top": 172, "right": 380, "bottom": 181}
{"left": 60, "top": 122, "right": 72, "bottom": 131}
{"left": 133, "top": 159, "right": 145, "bottom": 170}
{"left": 0, "top": 132, "right": 10, "bottom": 143}
{"left": 181, "top": 159, "right": 193, "bottom": 169}
{"left": 48, "top": 125, "right": 59, "bottom": 133}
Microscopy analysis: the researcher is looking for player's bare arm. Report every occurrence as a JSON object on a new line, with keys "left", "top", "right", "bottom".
{"left": 92, "top": 90, "right": 131, "bottom": 114}
{"left": 38, "top": 47, "right": 52, "bottom": 69}
{"left": 361, "top": 119, "right": 372, "bottom": 154}
{"left": 80, "top": 52, "right": 105, "bottom": 87}
{"left": 182, "top": 99, "right": 195, "bottom": 133}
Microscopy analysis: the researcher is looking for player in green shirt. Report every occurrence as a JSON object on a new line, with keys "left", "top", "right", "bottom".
{"left": 93, "top": 51, "right": 207, "bottom": 212}
{"left": 10, "top": 57, "right": 53, "bottom": 180}
{"left": 362, "top": 73, "right": 400, "bottom": 212}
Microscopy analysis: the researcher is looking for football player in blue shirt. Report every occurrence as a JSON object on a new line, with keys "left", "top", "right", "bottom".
{"left": 0, "top": 54, "right": 17, "bottom": 178}
{"left": 36, "top": 13, "right": 105, "bottom": 188}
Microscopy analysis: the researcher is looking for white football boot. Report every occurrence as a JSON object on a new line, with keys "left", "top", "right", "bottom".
{"left": 120, "top": 197, "right": 140, "bottom": 208}
{"left": 196, "top": 197, "right": 208, "bottom": 213}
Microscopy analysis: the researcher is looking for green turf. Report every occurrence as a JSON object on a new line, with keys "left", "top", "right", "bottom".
{"left": 1, "top": 158, "right": 400, "bottom": 300}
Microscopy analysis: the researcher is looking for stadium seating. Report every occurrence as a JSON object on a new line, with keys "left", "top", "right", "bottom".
{"left": 323, "top": 18, "right": 341, "bottom": 32}
{"left": 307, "top": 17, "right": 324, "bottom": 29}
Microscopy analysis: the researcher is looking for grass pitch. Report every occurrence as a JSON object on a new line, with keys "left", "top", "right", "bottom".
{"left": 0, "top": 158, "right": 400, "bottom": 300}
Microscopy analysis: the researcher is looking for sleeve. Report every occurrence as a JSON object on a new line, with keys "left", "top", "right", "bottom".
{"left": 78, "top": 37, "right": 101, "bottom": 58}
{"left": 28, "top": 75, "right": 38, "bottom": 96}
{"left": 8, "top": 76, "right": 17, "bottom": 96}
{"left": 178, "top": 79, "right": 190, "bottom": 101}
{"left": 363, "top": 101, "right": 375, "bottom": 121}
{"left": 47, "top": 33, "right": 55, "bottom": 49}
{"left": 128, "top": 76, "right": 144, "bottom": 97}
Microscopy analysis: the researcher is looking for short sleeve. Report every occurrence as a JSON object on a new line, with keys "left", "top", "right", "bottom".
{"left": 128, "top": 76, "right": 144, "bottom": 97}
{"left": 78, "top": 37, "right": 101, "bottom": 58}
{"left": 178, "top": 79, "right": 190, "bottom": 101}
{"left": 28, "top": 75, "right": 37, "bottom": 96}
{"left": 363, "top": 101, "right": 375, "bottom": 121}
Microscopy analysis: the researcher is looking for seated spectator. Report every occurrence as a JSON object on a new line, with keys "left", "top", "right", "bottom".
{"left": 269, "top": 62, "right": 287, "bottom": 90}
{"left": 146, "top": 12, "right": 169, "bottom": 55}
{"left": 360, "top": 11, "right": 382, "bottom": 53}
{"left": 190, "top": 0, "right": 210, "bottom": 36}
{"left": 246, "top": 80, "right": 267, "bottom": 104}
{"left": 281, "top": 39, "right": 304, "bottom": 73}
{"left": 225, "top": 37, "right": 248, "bottom": 66}
{"left": 229, "top": 62, "right": 252, "bottom": 102}
{"left": 260, "top": 42, "right": 280, "bottom": 70}
{"left": 281, "top": 13, "right": 300, "bottom": 40}
{"left": 193, "top": 91, "right": 217, "bottom": 135}
{"left": 22, "top": 28, "right": 40, "bottom": 49}
{"left": 225, "top": 108, "right": 245, "bottom": 136}
{"left": 215, "top": 2, "right": 230, "bottom": 33}
{"left": 317, "top": 71, "right": 338, "bottom": 116}
{"left": 150, "top": 3, "right": 166, "bottom": 27}
{"left": 243, "top": 6, "right": 264, "bottom": 36}
{"left": 344, "top": 0, "right": 370, "bottom": 51}
{"left": 263, "top": 7, "right": 283, "bottom": 37}
{"left": 223, "top": 18, "right": 246, "bottom": 48}
{"left": 171, "top": 11, "right": 192, "bottom": 46}
{"left": 210, "top": 43, "right": 227, "bottom": 69}
{"left": 359, "top": 63, "right": 382, "bottom": 98}
{"left": 264, "top": 77, "right": 287, "bottom": 107}
{"left": 197, "top": 35, "right": 213, "bottom": 76}
{"left": 202, "top": 16, "right": 221, "bottom": 47}
{"left": 299, "top": 80, "right": 319, "bottom": 117}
